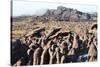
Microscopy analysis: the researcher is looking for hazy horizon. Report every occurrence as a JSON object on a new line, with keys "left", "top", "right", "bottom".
{"left": 12, "top": 0, "right": 97, "bottom": 17}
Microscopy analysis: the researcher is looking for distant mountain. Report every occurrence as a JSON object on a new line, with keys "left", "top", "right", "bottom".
{"left": 12, "top": 6, "right": 97, "bottom": 22}
{"left": 42, "top": 6, "right": 97, "bottom": 22}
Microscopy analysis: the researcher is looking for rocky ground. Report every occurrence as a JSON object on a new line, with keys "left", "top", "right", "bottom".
{"left": 11, "top": 20, "right": 97, "bottom": 66}
{"left": 12, "top": 21, "right": 95, "bottom": 40}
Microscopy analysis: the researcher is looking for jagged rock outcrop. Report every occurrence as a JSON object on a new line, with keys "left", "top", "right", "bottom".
{"left": 42, "top": 6, "right": 97, "bottom": 22}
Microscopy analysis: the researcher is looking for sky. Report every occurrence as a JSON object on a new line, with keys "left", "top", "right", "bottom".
{"left": 12, "top": 0, "right": 97, "bottom": 17}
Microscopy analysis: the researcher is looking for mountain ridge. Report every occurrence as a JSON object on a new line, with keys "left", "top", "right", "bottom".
{"left": 12, "top": 6, "right": 97, "bottom": 22}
